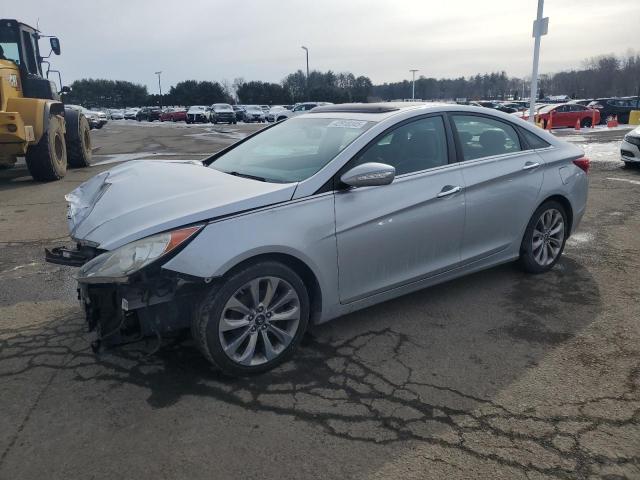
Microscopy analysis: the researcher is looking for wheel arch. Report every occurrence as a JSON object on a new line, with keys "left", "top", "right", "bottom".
{"left": 537, "top": 194, "right": 574, "bottom": 235}
{"left": 220, "top": 252, "right": 323, "bottom": 324}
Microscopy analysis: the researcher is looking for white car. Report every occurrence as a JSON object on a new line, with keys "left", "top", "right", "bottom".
{"left": 110, "top": 110, "right": 124, "bottom": 120}
{"left": 621, "top": 126, "right": 640, "bottom": 166}
{"left": 274, "top": 102, "right": 333, "bottom": 122}
{"left": 186, "top": 105, "right": 211, "bottom": 124}
{"left": 243, "top": 105, "right": 266, "bottom": 123}
{"left": 266, "top": 106, "right": 287, "bottom": 122}
{"left": 90, "top": 109, "right": 108, "bottom": 128}
{"left": 124, "top": 108, "right": 140, "bottom": 120}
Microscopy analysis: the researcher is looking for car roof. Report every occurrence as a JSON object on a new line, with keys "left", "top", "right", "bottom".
{"left": 305, "top": 102, "right": 452, "bottom": 121}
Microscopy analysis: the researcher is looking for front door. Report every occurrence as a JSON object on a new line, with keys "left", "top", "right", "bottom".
{"left": 335, "top": 115, "right": 466, "bottom": 303}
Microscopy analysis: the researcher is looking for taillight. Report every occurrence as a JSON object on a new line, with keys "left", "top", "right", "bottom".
{"left": 573, "top": 157, "right": 590, "bottom": 173}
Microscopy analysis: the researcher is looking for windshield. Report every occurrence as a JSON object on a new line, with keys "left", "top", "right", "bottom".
{"left": 210, "top": 117, "right": 374, "bottom": 183}
{"left": 214, "top": 104, "right": 233, "bottom": 110}
{"left": 189, "top": 106, "right": 206, "bottom": 111}
{"left": 245, "top": 105, "right": 261, "bottom": 112}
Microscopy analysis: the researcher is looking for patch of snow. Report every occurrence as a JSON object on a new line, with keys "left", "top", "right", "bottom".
{"left": 566, "top": 232, "right": 593, "bottom": 247}
{"left": 605, "top": 177, "right": 640, "bottom": 186}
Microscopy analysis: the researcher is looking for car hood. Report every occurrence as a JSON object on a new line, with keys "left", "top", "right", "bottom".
{"left": 66, "top": 160, "right": 297, "bottom": 250}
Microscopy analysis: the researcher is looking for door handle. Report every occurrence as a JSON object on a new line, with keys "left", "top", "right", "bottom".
{"left": 522, "top": 161, "right": 540, "bottom": 170}
{"left": 437, "top": 185, "right": 462, "bottom": 198}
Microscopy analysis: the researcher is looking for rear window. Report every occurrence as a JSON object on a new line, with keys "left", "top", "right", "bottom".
{"left": 519, "top": 128, "right": 551, "bottom": 149}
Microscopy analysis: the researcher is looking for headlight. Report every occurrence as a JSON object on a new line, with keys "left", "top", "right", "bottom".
{"left": 77, "top": 226, "right": 201, "bottom": 283}
{"left": 624, "top": 135, "right": 640, "bottom": 146}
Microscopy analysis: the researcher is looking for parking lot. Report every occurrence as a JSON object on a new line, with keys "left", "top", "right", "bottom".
{"left": 1, "top": 121, "right": 639, "bottom": 479}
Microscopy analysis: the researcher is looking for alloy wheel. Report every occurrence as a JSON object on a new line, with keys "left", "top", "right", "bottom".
{"left": 218, "top": 276, "right": 300, "bottom": 366}
{"left": 532, "top": 208, "right": 565, "bottom": 266}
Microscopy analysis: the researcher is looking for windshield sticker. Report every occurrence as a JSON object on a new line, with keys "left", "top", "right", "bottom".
{"left": 327, "top": 120, "right": 368, "bottom": 129}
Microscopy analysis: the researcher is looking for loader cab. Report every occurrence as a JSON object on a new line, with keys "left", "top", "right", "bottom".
{"left": 0, "top": 19, "right": 59, "bottom": 101}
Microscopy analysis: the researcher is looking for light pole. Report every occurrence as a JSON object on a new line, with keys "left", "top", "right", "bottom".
{"left": 301, "top": 46, "right": 309, "bottom": 99}
{"left": 410, "top": 69, "right": 419, "bottom": 100}
{"left": 528, "top": 0, "right": 548, "bottom": 123}
{"left": 155, "top": 71, "right": 163, "bottom": 108}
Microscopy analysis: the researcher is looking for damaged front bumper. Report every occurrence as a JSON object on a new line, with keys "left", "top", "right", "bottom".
{"left": 46, "top": 241, "right": 205, "bottom": 351}
{"left": 77, "top": 271, "right": 200, "bottom": 351}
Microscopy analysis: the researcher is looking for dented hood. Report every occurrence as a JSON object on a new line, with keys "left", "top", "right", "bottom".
{"left": 66, "top": 160, "right": 296, "bottom": 250}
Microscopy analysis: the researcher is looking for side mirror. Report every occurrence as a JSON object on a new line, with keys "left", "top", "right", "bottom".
{"left": 60, "top": 85, "right": 71, "bottom": 93}
{"left": 50, "top": 37, "right": 61, "bottom": 55}
{"left": 341, "top": 162, "right": 395, "bottom": 188}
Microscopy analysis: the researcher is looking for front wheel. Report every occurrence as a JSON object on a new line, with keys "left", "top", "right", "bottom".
{"left": 518, "top": 201, "right": 568, "bottom": 274}
{"left": 192, "top": 261, "right": 310, "bottom": 376}
{"left": 580, "top": 117, "right": 592, "bottom": 128}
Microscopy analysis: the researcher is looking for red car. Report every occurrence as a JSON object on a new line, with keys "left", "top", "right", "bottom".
{"left": 516, "top": 103, "right": 600, "bottom": 129}
{"left": 160, "top": 108, "right": 187, "bottom": 122}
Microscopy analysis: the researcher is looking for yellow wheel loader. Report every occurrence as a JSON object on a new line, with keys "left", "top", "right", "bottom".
{"left": 0, "top": 19, "right": 91, "bottom": 181}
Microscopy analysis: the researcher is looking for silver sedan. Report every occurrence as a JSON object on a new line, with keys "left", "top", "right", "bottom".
{"left": 49, "top": 103, "right": 589, "bottom": 376}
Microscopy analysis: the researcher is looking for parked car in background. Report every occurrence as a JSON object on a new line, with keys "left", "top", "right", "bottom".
{"left": 274, "top": 102, "right": 333, "bottom": 121}
{"left": 55, "top": 103, "right": 588, "bottom": 376}
{"left": 621, "top": 125, "right": 640, "bottom": 166}
{"left": 91, "top": 109, "right": 108, "bottom": 128}
{"left": 66, "top": 105, "right": 101, "bottom": 129}
{"left": 136, "top": 107, "right": 162, "bottom": 122}
{"left": 243, "top": 105, "right": 266, "bottom": 123}
{"left": 109, "top": 110, "right": 124, "bottom": 120}
{"left": 589, "top": 97, "right": 640, "bottom": 124}
{"left": 211, "top": 103, "right": 237, "bottom": 124}
{"left": 232, "top": 105, "right": 246, "bottom": 122}
{"left": 260, "top": 105, "right": 270, "bottom": 115}
{"left": 515, "top": 103, "right": 600, "bottom": 128}
{"left": 568, "top": 99, "right": 594, "bottom": 106}
{"left": 186, "top": 105, "right": 211, "bottom": 124}
{"left": 124, "top": 108, "right": 140, "bottom": 120}
{"left": 266, "top": 106, "right": 287, "bottom": 122}
{"left": 160, "top": 108, "right": 187, "bottom": 122}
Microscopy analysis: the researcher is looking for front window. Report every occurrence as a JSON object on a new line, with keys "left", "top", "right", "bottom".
{"left": 210, "top": 117, "right": 374, "bottom": 183}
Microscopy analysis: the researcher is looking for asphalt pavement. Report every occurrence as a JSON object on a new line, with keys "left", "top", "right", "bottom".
{"left": 0, "top": 120, "right": 638, "bottom": 480}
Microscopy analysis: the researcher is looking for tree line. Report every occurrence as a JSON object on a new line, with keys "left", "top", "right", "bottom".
{"left": 371, "top": 52, "right": 640, "bottom": 101}
{"left": 64, "top": 52, "right": 640, "bottom": 108}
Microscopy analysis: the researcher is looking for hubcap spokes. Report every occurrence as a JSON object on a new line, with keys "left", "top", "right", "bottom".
{"left": 219, "top": 276, "right": 300, "bottom": 366}
{"left": 532, "top": 209, "right": 564, "bottom": 266}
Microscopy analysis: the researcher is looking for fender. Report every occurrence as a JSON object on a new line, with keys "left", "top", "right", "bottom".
{"left": 5, "top": 97, "right": 64, "bottom": 143}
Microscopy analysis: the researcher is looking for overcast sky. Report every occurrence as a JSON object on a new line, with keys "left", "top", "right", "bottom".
{"left": 9, "top": 0, "right": 639, "bottom": 92}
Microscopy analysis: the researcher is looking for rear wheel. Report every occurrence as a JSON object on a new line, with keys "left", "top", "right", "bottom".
{"left": 580, "top": 117, "right": 592, "bottom": 128}
{"left": 518, "top": 201, "right": 567, "bottom": 274}
{"left": 192, "top": 261, "right": 310, "bottom": 376}
{"left": 66, "top": 113, "right": 92, "bottom": 168}
{"left": 26, "top": 114, "right": 67, "bottom": 181}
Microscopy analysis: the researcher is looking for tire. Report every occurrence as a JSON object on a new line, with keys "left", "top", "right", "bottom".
{"left": 66, "top": 112, "right": 92, "bottom": 168}
{"left": 518, "top": 201, "right": 568, "bottom": 274}
{"left": 580, "top": 117, "right": 592, "bottom": 128}
{"left": 94, "top": 123, "right": 103, "bottom": 129}
{"left": 192, "top": 261, "right": 310, "bottom": 376}
{"left": 26, "top": 114, "right": 67, "bottom": 181}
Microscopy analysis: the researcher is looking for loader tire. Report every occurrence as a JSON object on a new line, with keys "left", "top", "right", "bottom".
{"left": 66, "top": 111, "right": 92, "bottom": 168}
{"left": 26, "top": 114, "right": 67, "bottom": 181}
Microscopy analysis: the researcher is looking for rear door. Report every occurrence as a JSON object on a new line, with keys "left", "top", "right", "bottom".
{"left": 450, "top": 113, "right": 544, "bottom": 263}
{"left": 334, "top": 115, "right": 466, "bottom": 303}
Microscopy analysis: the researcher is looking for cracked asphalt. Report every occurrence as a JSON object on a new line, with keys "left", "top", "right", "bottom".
{"left": 0, "top": 121, "right": 638, "bottom": 480}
